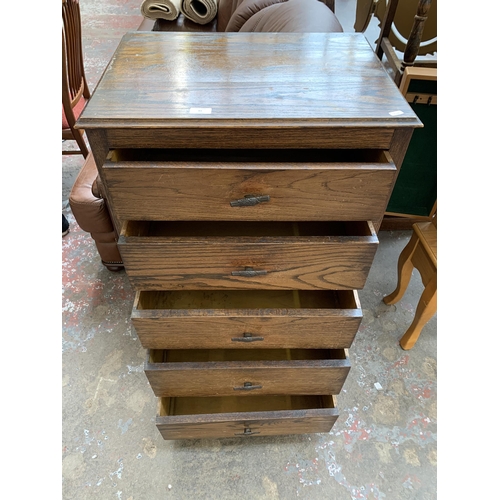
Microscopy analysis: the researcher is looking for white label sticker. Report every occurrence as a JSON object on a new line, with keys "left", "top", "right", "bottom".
{"left": 189, "top": 107, "right": 212, "bottom": 114}
{"left": 389, "top": 110, "right": 404, "bottom": 116}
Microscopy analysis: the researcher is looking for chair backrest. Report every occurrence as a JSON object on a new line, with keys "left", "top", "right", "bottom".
{"left": 355, "top": 0, "right": 437, "bottom": 56}
{"left": 62, "top": 0, "right": 89, "bottom": 116}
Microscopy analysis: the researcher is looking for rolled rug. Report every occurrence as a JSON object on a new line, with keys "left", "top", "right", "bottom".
{"left": 140, "top": 0, "right": 182, "bottom": 21}
{"left": 181, "top": 0, "right": 219, "bottom": 24}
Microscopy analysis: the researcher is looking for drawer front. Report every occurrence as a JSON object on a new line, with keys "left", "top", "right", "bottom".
{"left": 119, "top": 221, "right": 378, "bottom": 291}
{"left": 145, "top": 349, "right": 351, "bottom": 397}
{"left": 103, "top": 149, "right": 396, "bottom": 221}
{"left": 132, "top": 290, "right": 362, "bottom": 349}
{"left": 156, "top": 395, "right": 338, "bottom": 440}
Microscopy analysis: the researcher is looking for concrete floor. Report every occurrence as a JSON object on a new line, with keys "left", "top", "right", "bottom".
{"left": 62, "top": 1, "right": 437, "bottom": 498}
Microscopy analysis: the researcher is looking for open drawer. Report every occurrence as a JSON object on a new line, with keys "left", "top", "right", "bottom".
{"left": 119, "top": 220, "right": 378, "bottom": 290}
{"left": 132, "top": 289, "right": 362, "bottom": 350}
{"left": 145, "top": 348, "right": 350, "bottom": 397}
{"left": 102, "top": 148, "right": 396, "bottom": 222}
{"left": 156, "top": 394, "right": 339, "bottom": 440}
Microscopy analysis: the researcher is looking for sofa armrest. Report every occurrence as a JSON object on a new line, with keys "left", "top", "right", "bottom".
{"left": 69, "top": 153, "right": 124, "bottom": 271}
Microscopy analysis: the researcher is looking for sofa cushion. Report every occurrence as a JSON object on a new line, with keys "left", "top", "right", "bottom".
{"left": 224, "top": 0, "right": 286, "bottom": 31}
{"left": 62, "top": 97, "right": 87, "bottom": 130}
{"left": 217, "top": 0, "right": 247, "bottom": 31}
{"left": 237, "top": 0, "right": 343, "bottom": 33}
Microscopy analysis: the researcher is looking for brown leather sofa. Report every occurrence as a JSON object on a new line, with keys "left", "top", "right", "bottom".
{"left": 69, "top": 0, "right": 343, "bottom": 271}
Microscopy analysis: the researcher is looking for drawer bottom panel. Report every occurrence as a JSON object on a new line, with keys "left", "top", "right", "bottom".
{"left": 156, "top": 394, "right": 338, "bottom": 439}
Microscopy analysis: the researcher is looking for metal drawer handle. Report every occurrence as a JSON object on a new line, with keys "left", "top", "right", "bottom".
{"left": 232, "top": 267, "right": 268, "bottom": 277}
{"left": 231, "top": 333, "right": 264, "bottom": 343}
{"left": 230, "top": 194, "right": 270, "bottom": 207}
{"left": 234, "top": 428, "right": 260, "bottom": 436}
{"left": 234, "top": 381, "right": 263, "bottom": 391}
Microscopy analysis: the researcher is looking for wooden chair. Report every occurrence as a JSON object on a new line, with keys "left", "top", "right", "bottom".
{"left": 355, "top": 0, "right": 437, "bottom": 86}
{"left": 62, "top": 0, "right": 90, "bottom": 158}
{"left": 383, "top": 214, "right": 437, "bottom": 350}
{"left": 355, "top": 0, "right": 437, "bottom": 230}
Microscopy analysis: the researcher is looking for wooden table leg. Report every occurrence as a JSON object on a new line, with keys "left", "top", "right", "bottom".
{"left": 399, "top": 273, "right": 437, "bottom": 350}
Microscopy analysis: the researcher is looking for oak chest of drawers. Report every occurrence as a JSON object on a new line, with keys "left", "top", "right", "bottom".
{"left": 78, "top": 31, "right": 421, "bottom": 440}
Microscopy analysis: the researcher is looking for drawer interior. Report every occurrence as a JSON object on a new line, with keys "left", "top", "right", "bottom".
{"left": 149, "top": 348, "right": 348, "bottom": 363}
{"left": 108, "top": 148, "right": 390, "bottom": 164}
{"left": 122, "top": 220, "right": 375, "bottom": 238}
{"left": 136, "top": 289, "right": 359, "bottom": 310}
{"left": 159, "top": 394, "right": 336, "bottom": 416}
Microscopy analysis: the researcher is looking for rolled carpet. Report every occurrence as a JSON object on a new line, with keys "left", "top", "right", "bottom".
{"left": 181, "top": 0, "right": 219, "bottom": 24}
{"left": 140, "top": 0, "right": 182, "bottom": 21}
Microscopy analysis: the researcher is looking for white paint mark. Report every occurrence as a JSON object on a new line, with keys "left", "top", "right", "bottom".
{"left": 126, "top": 364, "right": 143, "bottom": 374}
{"left": 109, "top": 459, "right": 124, "bottom": 482}
{"left": 118, "top": 418, "right": 133, "bottom": 434}
{"left": 389, "top": 110, "right": 404, "bottom": 116}
{"left": 92, "top": 377, "right": 116, "bottom": 403}
{"left": 374, "top": 382, "right": 383, "bottom": 390}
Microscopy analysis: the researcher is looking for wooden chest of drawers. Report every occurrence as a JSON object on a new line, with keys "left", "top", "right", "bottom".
{"left": 78, "top": 32, "right": 420, "bottom": 440}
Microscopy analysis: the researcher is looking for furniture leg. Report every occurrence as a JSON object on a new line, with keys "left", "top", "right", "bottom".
{"left": 383, "top": 232, "right": 419, "bottom": 305}
{"left": 399, "top": 273, "right": 437, "bottom": 350}
{"left": 74, "top": 129, "right": 89, "bottom": 158}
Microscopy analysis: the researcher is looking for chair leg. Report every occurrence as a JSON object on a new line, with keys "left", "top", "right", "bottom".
{"left": 383, "top": 232, "right": 419, "bottom": 305}
{"left": 399, "top": 274, "right": 437, "bottom": 350}
{"left": 74, "top": 129, "right": 89, "bottom": 158}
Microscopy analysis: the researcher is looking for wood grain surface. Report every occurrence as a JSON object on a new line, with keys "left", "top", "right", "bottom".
{"left": 159, "top": 394, "right": 336, "bottom": 415}
{"left": 102, "top": 126, "right": 396, "bottom": 150}
{"left": 156, "top": 395, "right": 338, "bottom": 440}
{"left": 118, "top": 221, "right": 378, "bottom": 290}
{"left": 131, "top": 289, "right": 362, "bottom": 349}
{"left": 145, "top": 348, "right": 351, "bottom": 397}
{"left": 77, "top": 33, "right": 421, "bottom": 129}
{"left": 103, "top": 149, "right": 396, "bottom": 221}
{"left": 156, "top": 403, "right": 338, "bottom": 439}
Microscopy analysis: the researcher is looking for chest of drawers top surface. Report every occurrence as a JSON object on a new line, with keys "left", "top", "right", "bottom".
{"left": 77, "top": 32, "right": 420, "bottom": 130}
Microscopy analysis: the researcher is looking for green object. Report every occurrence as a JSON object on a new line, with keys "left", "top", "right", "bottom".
{"left": 387, "top": 79, "right": 437, "bottom": 217}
